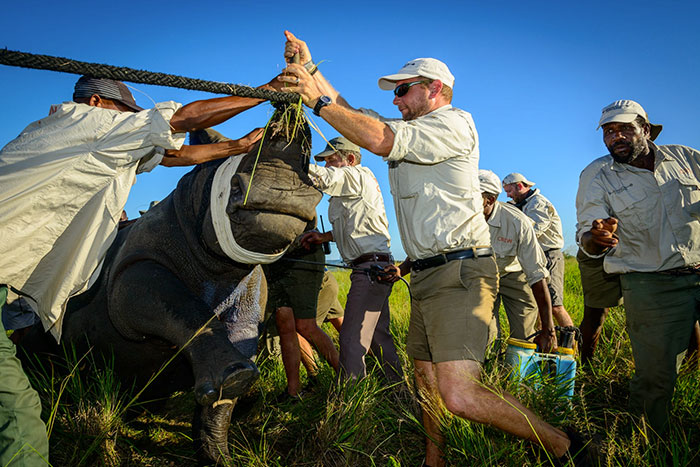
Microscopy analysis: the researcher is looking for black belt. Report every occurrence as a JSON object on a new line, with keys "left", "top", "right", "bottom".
{"left": 658, "top": 265, "right": 700, "bottom": 276}
{"left": 349, "top": 253, "right": 393, "bottom": 267}
{"left": 411, "top": 247, "right": 493, "bottom": 272}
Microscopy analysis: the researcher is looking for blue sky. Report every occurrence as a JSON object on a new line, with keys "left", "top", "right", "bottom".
{"left": 2, "top": 1, "right": 699, "bottom": 261}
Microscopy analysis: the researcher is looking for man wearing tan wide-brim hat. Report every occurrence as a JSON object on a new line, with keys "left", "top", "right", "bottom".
{"left": 578, "top": 98, "right": 700, "bottom": 435}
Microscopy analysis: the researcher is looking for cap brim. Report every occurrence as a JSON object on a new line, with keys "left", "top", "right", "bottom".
{"left": 121, "top": 100, "right": 144, "bottom": 112}
{"left": 313, "top": 148, "right": 335, "bottom": 161}
{"left": 378, "top": 73, "right": 420, "bottom": 90}
{"left": 650, "top": 123, "right": 663, "bottom": 141}
{"left": 596, "top": 112, "right": 637, "bottom": 130}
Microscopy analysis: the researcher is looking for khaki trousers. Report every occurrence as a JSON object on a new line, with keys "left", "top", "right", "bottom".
{"left": 338, "top": 261, "right": 402, "bottom": 382}
{"left": 490, "top": 270, "right": 538, "bottom": 342}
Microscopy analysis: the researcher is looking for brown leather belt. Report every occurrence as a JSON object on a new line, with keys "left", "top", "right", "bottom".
{"left": 412, "top": 247, "right": 493, "bottom": 272}
{"left": 349, "top": 253, "right": 393, "bottom": 267}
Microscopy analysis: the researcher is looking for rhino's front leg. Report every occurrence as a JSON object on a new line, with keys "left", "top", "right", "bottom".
{"left": 108, "top": 260, "right": 259, "bottom": 406}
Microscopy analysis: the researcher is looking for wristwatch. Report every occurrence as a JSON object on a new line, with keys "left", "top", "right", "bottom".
{"left": 313, "top": 95, "right": 332, "bottom": 116}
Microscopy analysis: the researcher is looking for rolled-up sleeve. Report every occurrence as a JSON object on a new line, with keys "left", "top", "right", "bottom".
{"left": 95, "top": 101, "right": 186, "bottom": 166}
{"left": 517, "top": 221, "right": 549, "bottom": 285}
{"left": 577, "top": 177, "right": 613, "bottom": 257}
{"left": 308, "top": 165, "right": 364, "bottom": 197}
{"left": 359, "top": 106, "right": 476, "bottom": 165}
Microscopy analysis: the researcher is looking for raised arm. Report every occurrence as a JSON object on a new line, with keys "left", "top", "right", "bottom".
{"left": 281, "top": 31, "right": 395, "bottom": 156}
{"left": 168, "top": 77, "right": 282, "bottom": 133}
{"left": 160, "top": 128, "right": 263, "bottom": 166}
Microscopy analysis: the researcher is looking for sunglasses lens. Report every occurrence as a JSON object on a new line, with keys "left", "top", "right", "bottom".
{"left": 394, "top": 83, "right": 409, "bottom": 97}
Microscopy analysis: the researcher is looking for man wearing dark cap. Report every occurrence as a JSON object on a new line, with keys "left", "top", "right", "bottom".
{"left": 279, "top": 31, "right": 588, "bottom": 467}
{"left": 0, "top": 75, "right": 272, "bottom": 463}
{"left": 302, "top": 136, "right": 402, "bottom": 383}
{"left": 578, "top": 99, "right": 700, "bottom": 434}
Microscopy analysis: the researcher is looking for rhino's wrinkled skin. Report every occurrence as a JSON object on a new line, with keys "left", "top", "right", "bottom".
{"left": 20, "top": 106, "right": 321, "bottom": 463}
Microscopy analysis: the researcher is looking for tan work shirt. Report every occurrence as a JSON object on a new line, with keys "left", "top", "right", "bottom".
{"left": 514, "top": 188, "right": 565, "bottom": 251}
{"left": 308, "top": 164, "right": 392, "bottom": 263}
{"left": 577, "top": 143, "right": 700, "bottom": 273}
{"left": 0, "top": 101, "right": 185, "bottom": 340}
{"left": 361, "top": 105, "right": 490, "bottom": 260}
{"left": 487, "top": 201, "right": 549, "bottom": 286}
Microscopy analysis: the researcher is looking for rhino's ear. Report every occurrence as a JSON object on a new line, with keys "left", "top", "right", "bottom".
{"left": 189, "top": 128, "right": 231, "bottom": 145}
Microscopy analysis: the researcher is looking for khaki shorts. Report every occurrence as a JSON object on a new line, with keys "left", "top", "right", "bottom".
{"left": 316, "top": 270, "right": 344, "bottom": 326}
{"left": 576, "top": 249, "right": 622, "bottom": 308}
{"left": 407, "top": 256, "right": 498, "bottom": 363}
{"left": 544, "top": 249, "right": 566, "bottom": 307}
{"left": 265, "top": 247, "right": 324, "bottom": 320}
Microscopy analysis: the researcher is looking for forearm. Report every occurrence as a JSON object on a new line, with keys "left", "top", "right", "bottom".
{"left": 531, "top": 280, "right": 554, "bottom": 331}
{"left": 169, "top": 96, "right": 263, "bottom": 133}
{"left": 317, "top": 103, "right": 395, "bottom": 157}
{"left": 161, "top": 141, "right": 248, "bottom": 167}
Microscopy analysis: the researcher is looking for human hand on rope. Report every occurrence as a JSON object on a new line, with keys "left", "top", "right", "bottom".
{"left": 284, "top": 31, "right": 312, "bottom": 65}
{"left": 278, "top": 64, "right": 324, "bottom": 107}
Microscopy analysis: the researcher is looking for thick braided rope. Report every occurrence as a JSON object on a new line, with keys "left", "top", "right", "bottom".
{"left": 0, "top": 49, "right": 298, "bottom": 103}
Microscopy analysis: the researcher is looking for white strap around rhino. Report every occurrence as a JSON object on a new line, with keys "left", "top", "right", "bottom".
{"left": 210, "top": 155, "right": 289, "bottom": 264}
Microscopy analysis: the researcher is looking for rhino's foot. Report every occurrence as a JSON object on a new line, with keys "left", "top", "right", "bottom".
{"left": 193, "top": 399, "right": 234, "bottom": 465}
{"left": 194, "top": 361, "right": 260, "bottom": 407}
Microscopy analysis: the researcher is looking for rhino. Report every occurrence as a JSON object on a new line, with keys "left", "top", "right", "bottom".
{"left": 20, "top": 105, "right": 322, "bottom": 463}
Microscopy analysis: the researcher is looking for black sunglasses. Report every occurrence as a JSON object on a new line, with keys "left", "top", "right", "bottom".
{"left": 393, "top": 80, "right": 427, "bottom": 97}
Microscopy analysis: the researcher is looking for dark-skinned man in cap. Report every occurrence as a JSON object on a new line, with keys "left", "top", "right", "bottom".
{"left": 578, "top": 99, "right": 700, "bottom": 435}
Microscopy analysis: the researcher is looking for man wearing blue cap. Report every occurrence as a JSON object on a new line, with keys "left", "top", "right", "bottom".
{"left": 279, "top": 31, "right": 589, "bottom": 466}
{"left": 0, "top": 74, "right": 274, "bottom": 464}
{"left": 578, "top": 99, "right": 700, "bottom": 435}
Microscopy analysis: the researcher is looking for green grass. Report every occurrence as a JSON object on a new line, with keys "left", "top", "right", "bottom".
{"left": 24, "top": 257, "right": 700, "bottom": 465}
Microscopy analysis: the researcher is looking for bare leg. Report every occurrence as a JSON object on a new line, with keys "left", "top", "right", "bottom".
{"left": 435, "top": 359, "right": 570, "bottom": 457}
{"left": 580, "top": 306, "right": 608, "bottom": 364}
{"left": 295, "top": 318, "right": 340, "bottom": 372}
{"left": 414, "top": 359, "right": 446, "bottom": 467}
{"left": 552, "top": 305, "right": 574, "bottom": 328}
{"left": 329, "top": 317, "right": 343, "bottom": 333}
{"left": 298, "top": 333, "right": 318, "bottom": 376}
{"left": 275, "top": 307, "right": 302, "bottom": 396}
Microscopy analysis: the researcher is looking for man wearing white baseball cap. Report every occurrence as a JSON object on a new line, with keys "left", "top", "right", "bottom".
{"left": 578, "top": 99, "right": 700, "bottom": 435}
{"left": 502, "top": 172, "right": 574, "bottom": 330}
{"left": 279, "top": 31, "right": 588, "bottom": 466}
{"left": 479, "top": 170, "right": 555, "bottom": 351}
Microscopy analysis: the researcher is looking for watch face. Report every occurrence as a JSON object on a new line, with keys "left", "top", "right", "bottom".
{"left": 314, "top": 95, "right": 332, "bottom": 116}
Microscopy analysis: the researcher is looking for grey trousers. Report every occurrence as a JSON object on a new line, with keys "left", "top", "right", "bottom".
{"left": 338, "top": 261, "right": 402, "bottom": 382}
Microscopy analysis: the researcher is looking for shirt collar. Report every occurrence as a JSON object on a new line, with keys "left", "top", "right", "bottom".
{"left": 487, "top": 201, "right": 503, "bottom": 228}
